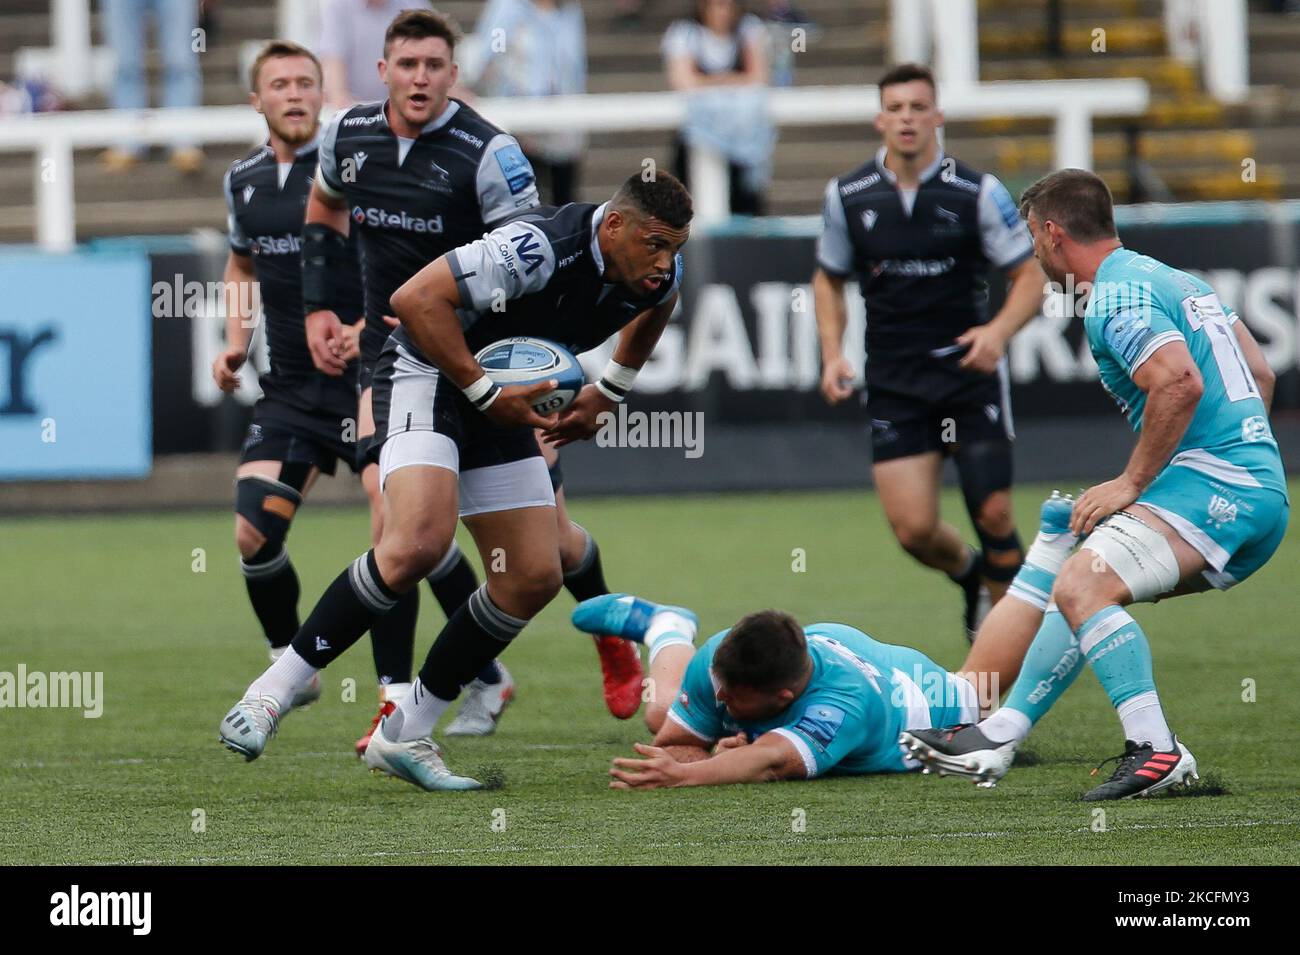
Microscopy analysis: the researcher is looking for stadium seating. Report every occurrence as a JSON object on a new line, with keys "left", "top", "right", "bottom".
{"left": 1, "top": 0, "right": 1298, "bottom": 244}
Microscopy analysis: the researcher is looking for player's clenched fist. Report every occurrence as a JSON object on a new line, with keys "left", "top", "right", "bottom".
{"left": 820, "top": 353, "right": 855, "bottom": 405}
{"left": 212, "top": 347, "right": 246, "bottom": 393}
{"left": 305, "top": 309, "right": 349, "bottom": 376}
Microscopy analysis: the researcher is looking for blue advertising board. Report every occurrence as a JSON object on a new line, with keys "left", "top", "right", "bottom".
{"left": 0, "top": 250, "right": 152, "bottom": 479}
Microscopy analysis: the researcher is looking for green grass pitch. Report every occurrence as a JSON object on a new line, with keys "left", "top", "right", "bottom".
{"left": 3, "top": 481, "right": 1298, "bottom": 865}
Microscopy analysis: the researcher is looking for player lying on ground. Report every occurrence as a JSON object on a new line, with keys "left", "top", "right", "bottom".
{"left": 218, "top": 172, "right": 693, "bottom": 790}
{"left": 901, "top": 169, "right": 1285, "bottom": 801}
{"left": 568, "top": 594, "right": 980, "bottom": 788}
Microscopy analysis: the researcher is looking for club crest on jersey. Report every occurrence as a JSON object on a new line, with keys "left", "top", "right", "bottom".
{"left": 861, "top": 209, "right": 878, "bottom": 231}
{"left": 935, "top": 205, "right": 959, "bottom": 223}
{"left": 242, "top": 185, "right": 255, "bottom": 204}
{"left": 419, "top": 159, "right": 454, "bottom": 193}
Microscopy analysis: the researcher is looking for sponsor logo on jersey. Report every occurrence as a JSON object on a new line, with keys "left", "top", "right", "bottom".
{"left": 231, "top": 148, "right": 271, "bottom": 175}
{"left": 494, "top": 143, "right": 535, "bottom": 195}
{"left": 449, "top": 127, "right": 485, "bottom": 149}
{"left": 861, "top": 209, "right": 878, "bottom": 231}
{"left": 510, "top": 229, "right": 545, "bottom": 275}
{"left": 841, "top": 172, "right": 880, "bottom": 195}
{"left": 351, "top": 206, "right": 444, "bottom": 233}
{"left": 251, "top": 233, "right": 302, "bottom": 256}
{"left": 1207, "top": 494, "right": 1238, "bottom": 528}
{"left": 558, "top": 248, "right": 584, "bottom": 269}
{"left": 872, "top": 257, "right": 956, "bottom": 277}
{"left": 793, "top": 703, "right": 845, "bottom": 750}
{"left": 242, "top": 184, "right": 256, "bottom": 204}
{"left": 679, "top": 691, "right": 689, "bottom": 709}
{"left": 984, "top": 403, "right": 1000, "bottom": 422}
{"left": 342, "top": 112, "right": 384, "bottom": 127}
{"left": 946, "top": 172, "right": 981, "bottom": 193}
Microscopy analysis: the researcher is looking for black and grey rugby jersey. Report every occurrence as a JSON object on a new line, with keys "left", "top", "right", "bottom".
{"left": 317, "top": 97, "right": 540, "bottom": 361}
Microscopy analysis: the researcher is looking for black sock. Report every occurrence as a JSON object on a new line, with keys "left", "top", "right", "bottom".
{"left": 948, "top": 546, "right": 982, "bottom": 589}
{"left": 291, "top": 550, "right": 401, "bottom": 669}
{"left": 242, "top": 547, "right": 300, "bottom": 649}
{"left": 563, "top": 530, "right": 608, "bottom": 603}
{"left": 425, "top": 544, "right": 497, "bottom": 684}
{"left": 369, "top": 589, "right": 417, "bottom": 686}
{"left": 418, "top": 585, "right": 527, "bottom": 699}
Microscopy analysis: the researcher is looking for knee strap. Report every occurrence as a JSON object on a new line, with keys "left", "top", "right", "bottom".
{"left": 955, "top": 439, "right": 1014, "bottom": 521}
{"left": 977, "top": 527, "right": 1023, "bottom": 582}
{"left": 236, "top": 475, "right": 303, "bottom": 548}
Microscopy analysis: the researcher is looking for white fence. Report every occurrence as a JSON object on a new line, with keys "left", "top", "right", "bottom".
{"left": 0, "top": 80, "right": 1149, "bottom": 250}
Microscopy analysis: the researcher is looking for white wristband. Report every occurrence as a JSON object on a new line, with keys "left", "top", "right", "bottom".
{"left": 462, "top": 374, "right": 501, "bottom": 411}
{"left": 597, "top": 360, "right": 638, "bottom": 402}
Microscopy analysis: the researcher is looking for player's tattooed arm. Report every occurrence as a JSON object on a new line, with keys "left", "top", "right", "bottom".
{"left": 302, "top": 179, "right": 354, "bottom": 376}
{"left": 389, "top": 257, "right": 558, "bottom": 430}
{"left": 609, "top": 732, "right": 805, "bottom": 790}
{"left": 213, "top": 251, "right": 257, "bottom": 393}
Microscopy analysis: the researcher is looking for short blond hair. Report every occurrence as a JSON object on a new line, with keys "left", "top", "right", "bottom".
{"left": 249, "top": 40, "right": 322, "bottom": 93}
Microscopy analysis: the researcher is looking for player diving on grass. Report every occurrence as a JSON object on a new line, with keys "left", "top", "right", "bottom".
{"left": 568, "top": 594, "right": 981, "bottom": 788}
{"left": 901, "top": 169, "right": 1286, "bottom": 801}
{"left": 219, "top": 171, "right": 694, "bottom": 790}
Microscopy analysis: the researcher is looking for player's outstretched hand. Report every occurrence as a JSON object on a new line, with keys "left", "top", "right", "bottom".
{"left": 541, "top": 384, "right": 614, "bottom": 448}
{"left": 212, "top": 347, "right": 246, "bottom": 393}
{"left": 956, "top": 324, "right": 1008, "bottom": 374}
{"left": 1071, "top": 475, "right": 1141, "bottom": 536}
{"left": 820, "top": 354, "right": 855, "bottom": 405}
{"left": 484, "top": 380, "right": 561, "bottom": 431}
{"left": 609, "top": 743, "right": 687, "bottom": 790}
{"left": 306, "top": 309, "right": 348, "bottom": 376}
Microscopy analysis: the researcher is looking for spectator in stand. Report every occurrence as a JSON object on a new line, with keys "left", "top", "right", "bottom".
{"left": 317, "top": 0, "right": 433, "bottom": 108}
{"left": 662, "top": 0, "right": 773, "bottom": 216}
{"left": 465, "top": 0, "right": 587, "bottom": 205}
{"left": 100, "top": 0, "right": 205, "bottom": 174}
{"left": 760, "top": 0, "right": 813, "bottom": 87}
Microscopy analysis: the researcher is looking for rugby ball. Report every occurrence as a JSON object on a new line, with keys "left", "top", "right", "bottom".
{"left": 474, "top": 337, "right": 585, "bottom": 416}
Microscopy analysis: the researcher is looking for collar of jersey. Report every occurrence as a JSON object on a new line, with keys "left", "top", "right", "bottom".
{"left": 874, "top": 144, "right": 945, "bottom": 187}
{"left": 378, "top": 97, "right": 461, "bottom": 136}
{"left": 1084, "top": 246, "right": 1134, "bottom": 318}
{"left": 589, "top": 201, "right": 609, "bottom": 276}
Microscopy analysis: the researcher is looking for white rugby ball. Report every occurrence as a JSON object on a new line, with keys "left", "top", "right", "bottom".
{"left": 474, "top": 337, "right": 585, "bottom": 416}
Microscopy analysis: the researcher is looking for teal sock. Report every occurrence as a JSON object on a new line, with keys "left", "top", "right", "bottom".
{"left": 980, "top": 610, "right": 1085, "bottom": 743}
{"left": 1078, "top": 605, "right": 1172, "bottom": 749}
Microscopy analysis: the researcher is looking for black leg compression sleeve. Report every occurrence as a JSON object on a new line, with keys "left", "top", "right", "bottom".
{"left": 977, "top": 528, "right": 1024, "bottom": 582}
{"left": 291, "top": 550, "right": 400, "bottom": 669}
{"left": 954, "top": 439, "right": 1014, "bottom": 523}
{"left": 563, "top": 528, "right": 609, "bottom": 603}
{"left": 369, "top": 589, "right": 417, "bottom": 685}
{"left": 418, "top": 585, "right": 528, "bottom": 700}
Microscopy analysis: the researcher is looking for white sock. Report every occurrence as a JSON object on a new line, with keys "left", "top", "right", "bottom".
{"left": 644, "top": 610, "right": 697, "bottom": 666}
{"left": 979, "top": 707, "right": 1033, "bottom": 744}
{"left": 380, "top": 681, "right": 411, "bottom": 704}
{"left": 1116, "top": 691, "right": 1173, "bottom": 751}
{"left": 383, "top": 678, "right": 452, "bottom": 742}
{"left": 249, "top": 645, "right": 317, "bottom": 705}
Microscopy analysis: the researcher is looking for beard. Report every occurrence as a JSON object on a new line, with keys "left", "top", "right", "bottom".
{"left": 268, "top": 115, "right": 317, "bottom": 147}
